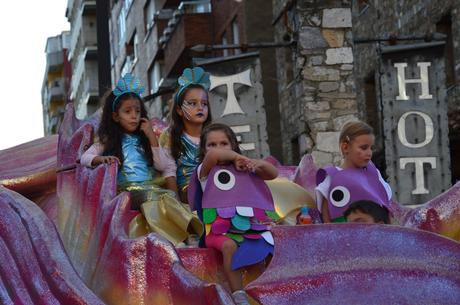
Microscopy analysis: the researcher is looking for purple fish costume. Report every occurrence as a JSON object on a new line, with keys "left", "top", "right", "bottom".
{"left": 316, "top": 161, "right": 390, "bottom": 222}
{"left": 188, "top": 164, "right": 279, "bottom": 270}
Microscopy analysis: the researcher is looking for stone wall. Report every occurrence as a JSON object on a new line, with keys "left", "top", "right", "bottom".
{"left": 273, "top": 0, "right": 358, "bottom": 166}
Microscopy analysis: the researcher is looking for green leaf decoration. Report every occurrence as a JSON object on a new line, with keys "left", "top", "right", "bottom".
{"left": 265, "top": 210, "right": 280, "bottom": 221}
{"left": 225, "top": 233, "right": 244, "bottom": 243}
{"left": 203, "top": 208, "right": 217, "bottom": 224}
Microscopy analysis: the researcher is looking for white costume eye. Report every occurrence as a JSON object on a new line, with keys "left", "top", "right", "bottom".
{"left": 329, "top": 186, "right": 351, "bottom": 207}
{"left": 213, "top": 169, "right": 236, "bottom": 191}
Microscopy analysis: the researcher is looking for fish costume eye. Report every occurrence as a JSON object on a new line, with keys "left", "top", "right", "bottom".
{"left": 213, "top": 169, "right": 236, "bottom": 191}
{"left": 329, "top": 186, "right": 351, "bottom": 207}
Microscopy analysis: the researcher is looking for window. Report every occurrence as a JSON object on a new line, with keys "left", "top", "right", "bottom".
{"left": 121, "top": 57, "right": 133, "bottom": 76}
{"left": 134, "top": 33, "right": 139, "bottom": 62}
{"left": 148, "top": 61, "right": 163, "bottom": 118}
{"left": 232, "top": 19, "right": 240, "bottom": 55}
{"left": 144, "top": 0, "right": 156, "bottom": 33}
{"left": 123, "top": 0, "right": 134, "bottom": 13}
{"left": 148, "top": 61, "right": 161, "bottom": 94}
{"left": 118, "top": 10, "right": 126, "bottom": 45}
{"left": 118, "top": 0, "right": 133, "bottom": 46}
{"left": 222, "top": 32, "right": 229, "bottom": 57}
{"left": 122, "top": 31, "right": 137, "bottom": 73}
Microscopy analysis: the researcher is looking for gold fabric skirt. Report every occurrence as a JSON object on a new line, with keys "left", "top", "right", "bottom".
{"left": 124, "top": 177, "right": 315, "bottom": 245}
{"left": 121, "top": 181, "right": 203, "bottom": 246}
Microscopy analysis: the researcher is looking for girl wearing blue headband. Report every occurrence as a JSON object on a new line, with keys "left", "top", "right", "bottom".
{"left": 81, "top": 73, "right": 203, "bottom": 245}
{"left": 160, "top": 67, "right": 213, "bottom": 203}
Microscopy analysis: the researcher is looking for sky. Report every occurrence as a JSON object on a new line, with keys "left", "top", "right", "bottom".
{"left": 0, "top": 1, "right": 69, "bottom": 150}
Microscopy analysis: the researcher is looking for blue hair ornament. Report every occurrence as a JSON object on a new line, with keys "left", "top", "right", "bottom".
{"left": 112, "top": 73, "right": 145, "bottom": 111}
{"left": 175, "top": 67, "right": 211, "bottom": 104}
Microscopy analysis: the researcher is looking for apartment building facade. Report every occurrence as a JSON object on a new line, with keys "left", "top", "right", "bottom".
{"left": 66, "top": 0, "right": 99, "bottom": 119}
{"left": 41, "top": 32, "right": 72, "bottom": 135}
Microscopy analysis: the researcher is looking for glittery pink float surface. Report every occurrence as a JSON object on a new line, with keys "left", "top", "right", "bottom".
{"left": 2, "top": 102, "right": 460, "bottom": 305}
{"left": 56, "top": 105, "right": 234, "bottom": 305}
{"left": 390, "top": 182, "right": 460, "bottom": 241}
{"left": 0, "top": 186, "right": 105, "bottom": 304}
{"left": 247, "top": 224, "right": 460, "bottom": 305}
{"left": 0, "top": 135, "right": 57, "bottom": 198}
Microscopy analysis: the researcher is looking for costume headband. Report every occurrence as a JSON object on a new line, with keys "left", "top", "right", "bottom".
{"left": 112, "top": 73, "right": 145, "bottom": 111}
{"left": 174, "top": 67, "right": 210, "bottom": 104}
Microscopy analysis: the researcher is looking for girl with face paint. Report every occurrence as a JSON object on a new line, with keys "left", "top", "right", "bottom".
{"left": 159, "top": 67, "right": 212, "bottom": 203}
{"left": 80, "top": 74, "right": 203, "bottom": 246}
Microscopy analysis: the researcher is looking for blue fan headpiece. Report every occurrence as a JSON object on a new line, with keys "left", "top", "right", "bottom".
{"left": 174, "top": 67, "right": 211, "bottom": 104}
{"left": 112, "top": 73, "right": 145, "bottom": 111}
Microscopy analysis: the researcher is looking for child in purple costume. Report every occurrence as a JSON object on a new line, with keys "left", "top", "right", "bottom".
{"left": 188, "top": 123, "right": 278, "bottom": 305}
{"left": 315, "top": 121, "right": 392, "bottom": 223}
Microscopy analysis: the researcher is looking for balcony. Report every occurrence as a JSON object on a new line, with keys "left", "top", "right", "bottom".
{"left": 83, "top": 77, "right": 98, "bottom": 98}
{"left": 47, "top": 51, "right": 64, "bottom": 72}
{"left": 68, "top": 1, "right": 96, "bottom": 59}
{"left": 49, "top": 78, "right": 65, "bottom": 102}
{"left": 178, "top": 1, "right": 211, "bottom": 14}
{"left": 70, "top": 46, "right": 97, "bottom": 100}
{"left": 160, "top": 1, "right": 212, "bottom": 76}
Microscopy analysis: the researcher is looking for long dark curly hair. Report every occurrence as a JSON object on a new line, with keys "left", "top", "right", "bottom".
{"left": 97, "top": 91, "right": 153, "bottom": 166}
{"left": 170, "top": 85, "right": 212, "bottom": 159}
{"left": 199, "top": 123, "right": 241, "bottom": 161}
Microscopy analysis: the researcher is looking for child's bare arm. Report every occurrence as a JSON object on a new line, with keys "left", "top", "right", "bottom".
{"left": 246, "top": 159, "right": 278, "bottom": 180}
{"left": 80, "top": 143, "right": 119, "bottom": 167}
{"left": 199, "top": 149, "right": 239, "bottom": 179}
{"left": 164, "top": 176, "right": 179, "bottom": 194}
{"left": 91, "top": 155, "right": 120, "bottom": 166}
{"left": 321, "top": 198, "right": 331, "bottom": 223}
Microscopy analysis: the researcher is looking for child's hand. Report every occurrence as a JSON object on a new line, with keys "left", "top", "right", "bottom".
{"left": 234, "top": 154, "right": 252, "bottom": 171}
{"left": 245, "top": 159, "right": 262, "bottom": 173}
{"left": 140, "top": 118, "right": 154, "bottom": 137}
{"left": 92, "top": 156, "right": 120, "bottom": 166}
{"left": 140, "top": 118, "right": 159, "bottom": 146}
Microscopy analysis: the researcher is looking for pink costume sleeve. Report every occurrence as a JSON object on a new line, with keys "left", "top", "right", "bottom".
{"left": 157, "top": 146, "right": 177, "bottom": 178}
{"left": 80, "top": 143, "right": 104, "bottom": 167}
{"left": 152, "top": 146, "right": 176, "bottom": 174}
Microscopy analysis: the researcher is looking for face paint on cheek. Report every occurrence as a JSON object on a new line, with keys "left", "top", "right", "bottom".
{"left": 181, "top": 104, "right": 193, "bottom": 121}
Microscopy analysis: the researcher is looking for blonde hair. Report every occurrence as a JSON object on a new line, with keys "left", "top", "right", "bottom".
{"left": 339, "top": 121, "right": 374, "bottom": 144}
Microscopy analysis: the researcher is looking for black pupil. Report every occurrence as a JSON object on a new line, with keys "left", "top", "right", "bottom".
{"left": 218, "top": 172, "right": 231, "bottom": 184}
{"left": 332, "top": 189, "right": 344, "bottom": 202}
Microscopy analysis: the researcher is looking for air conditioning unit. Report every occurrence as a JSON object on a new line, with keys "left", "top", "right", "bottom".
{"left": 167, "top": 18, "right": 177, "bottom": 27}
{"left": 159, "top": 36, "right": 167, "bottom": 45}
{"left": 173, "top": 9, "right": 182, "bottom": 18}
{"left": 164, "top": 26, "right": 173, "bottom": 35}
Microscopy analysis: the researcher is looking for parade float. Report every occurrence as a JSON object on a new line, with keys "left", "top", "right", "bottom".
{"left": 1, "top": 104, "right": 460, "bottom": 305}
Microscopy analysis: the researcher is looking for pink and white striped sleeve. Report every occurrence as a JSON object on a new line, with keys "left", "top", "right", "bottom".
{"left": 80, "top": 143, "right": 104, "bottom": 167}
{"left": 152, "top": 146, "right": 177, "bottom": 177}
